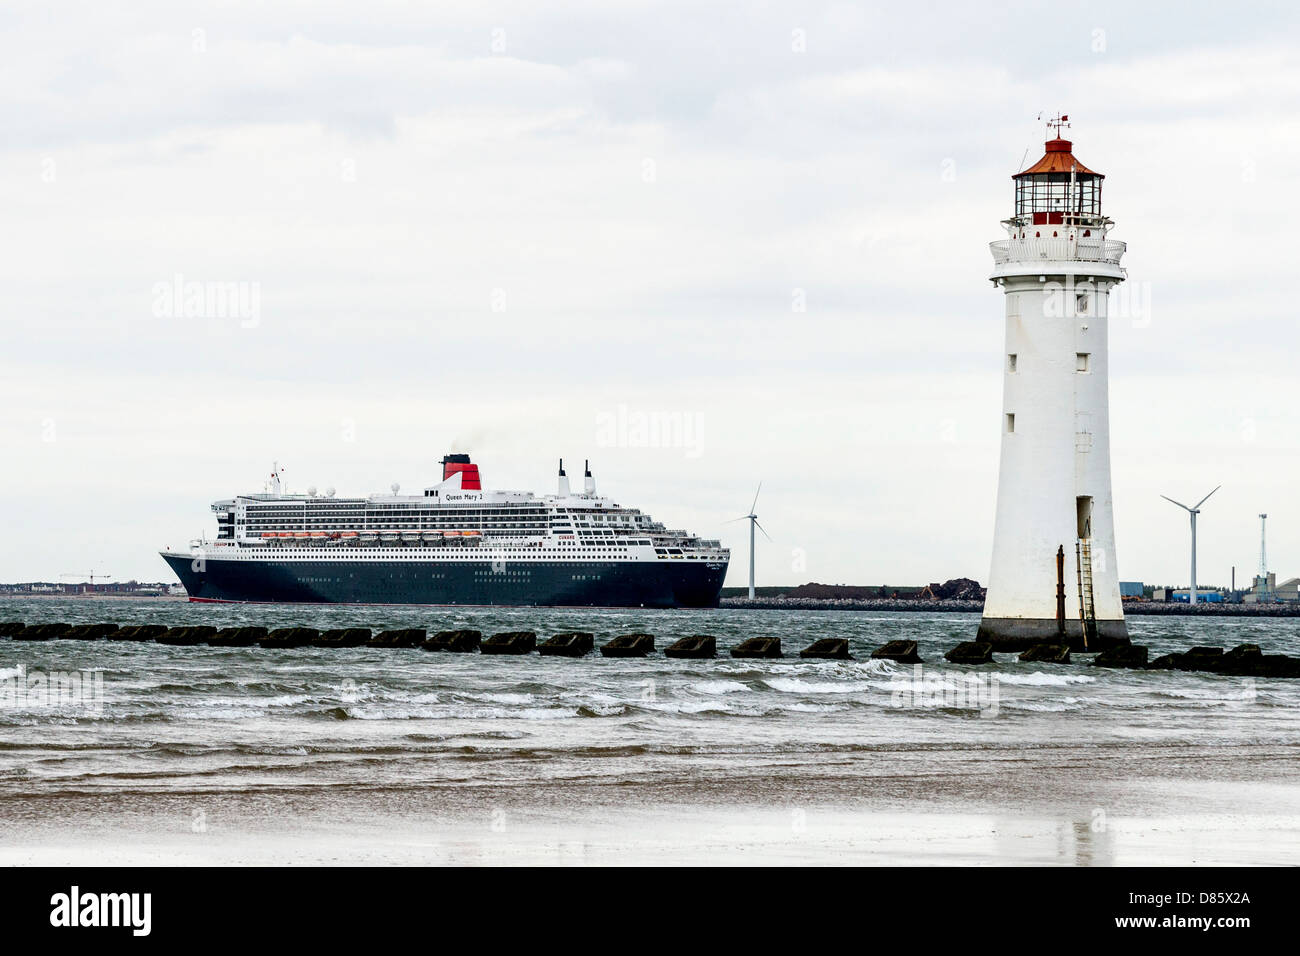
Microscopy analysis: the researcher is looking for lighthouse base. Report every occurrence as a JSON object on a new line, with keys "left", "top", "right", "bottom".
{"left": 976, "top": 616, "right": 1129, "bottom": 651}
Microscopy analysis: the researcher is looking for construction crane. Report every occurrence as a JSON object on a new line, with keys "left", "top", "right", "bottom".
{"left": 60, "top": 571, "right": 114, "bottom": 584}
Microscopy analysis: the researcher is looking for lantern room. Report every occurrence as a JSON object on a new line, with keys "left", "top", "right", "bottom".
{"left": 1011, "top": 116, "right": 1106, "bottom": 230}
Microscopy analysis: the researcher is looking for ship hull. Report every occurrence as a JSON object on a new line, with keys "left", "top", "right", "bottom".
{"left": 161, "top": 552, "right": 726, "bottom": 609}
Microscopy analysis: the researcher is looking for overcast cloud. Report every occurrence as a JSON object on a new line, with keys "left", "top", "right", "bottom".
{"left": 1, "top": 1, "right": 1298, "bottom": 588}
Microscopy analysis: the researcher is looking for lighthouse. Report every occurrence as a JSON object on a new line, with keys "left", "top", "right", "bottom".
{"left": 978, "top": 116, "right": 1128, "bottom": 648}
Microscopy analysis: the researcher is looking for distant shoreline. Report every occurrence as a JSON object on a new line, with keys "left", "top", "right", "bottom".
{"left": 3, "top": 593, "right": 1294, "bottom": 617}
{"left": 720, "top": 597, "right": 1300, "bottom": 617}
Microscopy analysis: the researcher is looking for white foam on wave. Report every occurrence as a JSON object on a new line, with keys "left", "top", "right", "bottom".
{"left": 0, "top": 666, "right": 23, "bottom": 681}
{"left": 690, "top": 680, "right": 749, "bottom": 695}
{"left": 764, "top": 677, "right": 871, "bottom": 694}
{"left": 470, "top": 692, "right": 535, "bottom": 705}
{"left": 346, "top": 704, "right": 575, "bottom": 721}
{"left": 990, "top": 672, "right": 1095, "bottom": 686}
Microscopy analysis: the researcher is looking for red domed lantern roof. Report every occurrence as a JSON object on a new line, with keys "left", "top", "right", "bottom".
{"left": 1015, "top": 137, "right": 1102, "bottom": 178}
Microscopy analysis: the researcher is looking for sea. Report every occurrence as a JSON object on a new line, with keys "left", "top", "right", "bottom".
{"left": 2, "top": 598, "right": 1298, "bottom": 864}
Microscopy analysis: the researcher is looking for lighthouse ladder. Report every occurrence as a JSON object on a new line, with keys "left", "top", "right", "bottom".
{"left": 1076, "top": 539, "right": 1098, "bottom": 649}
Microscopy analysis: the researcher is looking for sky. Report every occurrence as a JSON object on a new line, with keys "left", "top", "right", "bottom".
{"left": 1, "top": 1, "right": 1297, "bottom": 588}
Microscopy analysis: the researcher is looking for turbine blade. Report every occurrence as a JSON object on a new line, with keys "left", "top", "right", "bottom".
{"left": 1160, "top": 495, "right": 1192, "bottom": 511}
{"left": 724, "top": 516, "right": 749, "bottom": 523}
{"left": 749, "top": 482, "right": 762, "bottom": 516}
{"left": 754, "top": 520, "right": 772, "bottom": 542}
{"left": 1193, "top": 485, "right": 1221, "bottom": 510}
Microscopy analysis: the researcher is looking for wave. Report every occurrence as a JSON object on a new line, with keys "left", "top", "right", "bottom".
{"left": 779, "top": 702, "right": 850, "bottom": 713}
{"left": 764, "top": 677, "right": 871, "bottom": 694}
{"left": 317, "top": 704, "right": 578, "bottom": 721}
{"left": 467, "top": 692, "right": 534, "bottom": 705}
{"left": 988, "top": 672, "right": 1096, "bottom": 686}
{"left": 634, "top": 699, "right": 732, "bottom": 714}
{"left": 690, "top": 680, "right": 749, "bottom": 695}
{"left": 576, "top": 703, "right": 627, "bottom": 717}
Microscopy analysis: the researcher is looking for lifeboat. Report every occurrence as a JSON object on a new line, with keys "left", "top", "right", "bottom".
{"left": 293, "top": 532, "right": 310, "bottom": 539}
{"left": 462, "top": 531, "right": 481, "bottom": 538}
{"left": 310, "top": 532, "right": 327, "bottom": 539}
{"left": 341, "top": 532, "right": 359, "bottom": 539}
{"left": 442, "top": 531, "right": 462, "bottom": 537}
{"left": 421, "top": 531, "right": 441, "bottom": 542}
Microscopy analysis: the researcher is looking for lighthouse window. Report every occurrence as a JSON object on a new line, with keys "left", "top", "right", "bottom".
{"left": 1076, "top": 353, "right": 1091, "bottom": 373}
{"left": 1005, "top": 413, "right": 1016, "bottom": 433}
{"left": 1076, "top": 293, "right": 1089, "bottom": 314}
{"left": 1007, "top": 354, "right": 1017, "bottom": 373}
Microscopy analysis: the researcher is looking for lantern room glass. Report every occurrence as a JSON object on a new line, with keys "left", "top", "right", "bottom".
{"left": 1014, "top": 173, "right": 1102, "bottom": 218}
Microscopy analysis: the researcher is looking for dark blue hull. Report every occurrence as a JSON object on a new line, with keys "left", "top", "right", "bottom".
{"left": 161, "top": 553, "right": 726, "bottom": 609}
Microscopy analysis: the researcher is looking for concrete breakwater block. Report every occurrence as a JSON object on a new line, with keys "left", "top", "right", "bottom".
{"left": 368, "top": 628, "right": 427, "bottom": 649}
{"left": 157, "top": 626, "right": 219, "bottom": 646}
{"left": 600, "top": 634, "right": 655, "bottom": 658}
{"left": 538, "top": 632, "right": 594, "bottom": 657}
{"left": 664, "top": 635, "right": 716, "bottom": 659}
{"left": 108, "top": 624, "right": 168, "bottom": 642}
{"left": 944, "top": 641, "right": 993, "bottom": 665}
{"left": 731, "top": 637, "right": 782, "bottom": 659}
{"left": 208, "top": 627, "right": 268, "bottom": 647}
{"left": 1019, "top": 643, "right": 1071, "bottom": 664}
{"left": 871, "top": 640, "right": 922, "bottom": 663}
{"left": 1213, "top": 644, "right": 1300, "bottom": 677}
{"left": 1093, "top": 645, "right": 1149, "bottom": 669}
{"left": 800, "top": 638, "right": 852, "bottom": 660}
{"left": 64, "top": 623, "right": 119, "bottom": 640}
{"left": 422, "top": 629, "right": 482, "bottom": 653}
{"left": 313, "top": 628, "right": 372, "bottom": 648}
{"left": 260, "top": 627, "right": 320, "bottom": 648}
{"left": 1256, "top": 655, "right": 1300, "bottom": 678}
{"left": 1147, "top": 644, "right": 1300, "bottom": 678}
{"left": 1172, "top": 646, "right": 1223, "bottom": 671}
{"left": 481, "top": 631, "right": 536, "bottom": 655}
{"left": 0, "top": 621, "right": 26, "bottom": 638}
{"left": 14, "top": 622, "right": 72, "bottom": 641}
{"left": 1219, "top": 643, "right": 1262, "bottom": 669}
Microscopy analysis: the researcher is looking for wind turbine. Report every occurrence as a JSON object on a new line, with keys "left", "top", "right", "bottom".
{"left": 728, "top": 483, "right": 770, "bottom": 599}
{"left": 1160, "top": 485, "right": 1220, "bottom": 604}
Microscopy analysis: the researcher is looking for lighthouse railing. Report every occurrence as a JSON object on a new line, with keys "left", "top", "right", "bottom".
{"left": 990, "top": 238, "right": 1125, "bottom": 266}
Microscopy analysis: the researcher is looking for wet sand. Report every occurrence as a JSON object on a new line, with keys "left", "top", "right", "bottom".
{"left": 3, "top": 750, "right": 1297, "bottom": 865}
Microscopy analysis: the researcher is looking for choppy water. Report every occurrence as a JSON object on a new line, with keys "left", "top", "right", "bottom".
{"left": 1, "top": 599, "right": 1297, "bottom": 804}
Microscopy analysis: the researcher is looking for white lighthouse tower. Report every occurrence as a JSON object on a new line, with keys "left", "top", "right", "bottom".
{"left": 978, "top": 116, "right": 1128, "bottom": 648}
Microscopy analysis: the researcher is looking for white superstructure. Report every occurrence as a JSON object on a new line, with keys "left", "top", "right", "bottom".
{"left": 183, "top": 456, "right": 727, "bottom": 567}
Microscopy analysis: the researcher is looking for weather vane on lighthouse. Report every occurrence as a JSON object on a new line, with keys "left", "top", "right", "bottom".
{"left": 1046, "top": 112, "right": 1070, "bottom": 137}
{"left": 978, "top": 115, "right": 1128, "bottom": 650}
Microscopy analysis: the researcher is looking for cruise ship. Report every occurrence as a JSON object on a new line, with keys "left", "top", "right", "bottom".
{"left": 160, "top": 456, "right": 729, "bottom": 608}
